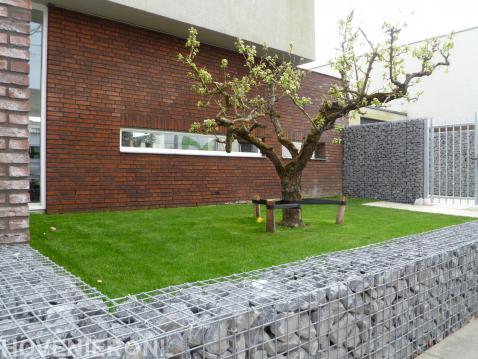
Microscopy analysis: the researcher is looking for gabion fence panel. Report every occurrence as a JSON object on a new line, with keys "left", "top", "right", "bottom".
{"left": 343, "top": 119, "right": 426, "bottom": 204}
{"left": 1, "top": 222, "right": 478, "bottom": 358}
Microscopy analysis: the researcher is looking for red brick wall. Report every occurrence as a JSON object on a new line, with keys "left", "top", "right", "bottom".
{"left": 0, "top": 0, "right": 31, "bottom": 242}
{"left": 46, "top": 7, "right": 343, "bottom": 213}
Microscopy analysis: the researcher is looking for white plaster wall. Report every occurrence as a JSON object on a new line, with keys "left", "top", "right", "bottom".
{"left": 110, "top": 0, "right": 315, "bottom": 60}
{"left": 35, "top": 0, "right": 315, "bottom": 60}
{"left": 387, "top": 27, "right": 478, "bottom": 125}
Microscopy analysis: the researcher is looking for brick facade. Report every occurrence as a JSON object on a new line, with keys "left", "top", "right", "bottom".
{"left": 46, "top": 7, "right": 343, "bottom": 213}
{"left": 0, "top": 0, "right": 31, "bottom": 242}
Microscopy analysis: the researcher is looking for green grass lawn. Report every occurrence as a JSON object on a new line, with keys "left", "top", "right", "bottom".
{"left": 30, "top": 198, "right": 473, "bottom": 298}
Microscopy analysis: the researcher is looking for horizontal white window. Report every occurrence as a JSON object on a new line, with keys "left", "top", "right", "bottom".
{"left": 120, "top": 128, "right": 262, "bottom": 158}
{"left": 282, "top": 141, "right": 327, "bottom": 160}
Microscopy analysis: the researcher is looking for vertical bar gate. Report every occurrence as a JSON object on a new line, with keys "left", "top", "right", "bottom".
{"left": 426, "top": 116, "right": 478, "bottom": 206}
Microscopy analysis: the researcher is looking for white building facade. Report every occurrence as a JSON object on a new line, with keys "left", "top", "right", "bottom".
{"left": 309, "top": 26, "right": 478, "bottom": 125}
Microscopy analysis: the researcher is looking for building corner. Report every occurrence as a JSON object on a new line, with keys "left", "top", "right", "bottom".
{"left": 0, "top": 0, "right": 31, "bottom": 244}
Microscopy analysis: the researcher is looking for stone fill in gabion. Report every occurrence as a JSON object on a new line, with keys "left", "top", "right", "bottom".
{"left": 343, "top": 119, "right": 425, "bottom": 204}
{"left": 2, "top": 221, "right": 478, "bottom": 358}
{"left": 0, "top": 246, "right": 165, "bottom": 358}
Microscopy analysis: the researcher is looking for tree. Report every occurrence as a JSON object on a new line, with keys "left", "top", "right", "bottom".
{"left": 178, "top": 14, "right": 453, "bottom": 228}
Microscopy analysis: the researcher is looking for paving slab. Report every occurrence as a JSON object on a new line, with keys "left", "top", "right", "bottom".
{"left": 364, "top": 201, "right": 478, "bottom": 218}
{"left": 417, "top": 354, "right": 441, "bottom": 359}
{"left": 417, "top": 319, "right": 478, "bottom": 359}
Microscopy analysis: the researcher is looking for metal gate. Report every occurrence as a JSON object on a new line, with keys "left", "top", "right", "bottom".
{"left": 425, "top": 116, "right": 478, "bottom": 205}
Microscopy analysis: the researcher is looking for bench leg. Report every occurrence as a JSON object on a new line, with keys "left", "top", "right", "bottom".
{"left": 336, "top": 195, "right": 346, "bottom": 225}
{"left": 253, "top": 195, "right": 261, "bottom": 219}
{"left": 266, "top": 200, "right": 276, "bottom": 232}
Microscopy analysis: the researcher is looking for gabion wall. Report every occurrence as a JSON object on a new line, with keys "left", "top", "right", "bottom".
{"left": 432, "top": 125, "right": 475, "bottom": 198}
{"left": 343, "top": 119, "right": 425, "bottom": 203}
{"left": 2, "top": 221, "right": 478, "bottom": 358}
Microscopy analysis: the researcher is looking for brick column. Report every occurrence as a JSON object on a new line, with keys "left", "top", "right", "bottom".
{"left": 0, "top": 0, "right": 31, "bottom": 244}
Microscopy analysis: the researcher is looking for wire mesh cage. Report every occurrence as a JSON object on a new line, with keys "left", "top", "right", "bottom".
{"left": 1, "top": 221, "right": 478, "bottom": 358}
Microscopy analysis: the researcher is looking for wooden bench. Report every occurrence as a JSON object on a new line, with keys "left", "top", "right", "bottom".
{"left": 252, "top": 195, "right": 347, "bottom": 232}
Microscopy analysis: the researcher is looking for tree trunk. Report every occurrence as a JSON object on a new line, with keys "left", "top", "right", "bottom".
{"left": 279, "top": 171, "right": 304, "bottom": 227}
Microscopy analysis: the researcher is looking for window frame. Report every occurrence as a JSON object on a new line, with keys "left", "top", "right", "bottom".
{"left": 119, "top": 128, "right": 263, "bottom": 158}
{"left": 360, "top": 116, "right": 384, "bottom": 125}
{"left": 313, "top": 142, "right": 327, "bottom": 161}
{"left": 29, "top": 3, "right": 48, "bottom": 212}
{"left": 281, "top": 141, "right": 327, "bottom": 161}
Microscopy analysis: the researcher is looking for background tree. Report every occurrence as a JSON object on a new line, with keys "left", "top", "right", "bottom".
{"left": 178, "top": 14, "right": 453, "bottom": 228}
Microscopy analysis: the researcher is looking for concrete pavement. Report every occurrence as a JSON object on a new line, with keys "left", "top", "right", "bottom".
{"left": 417, "top": 319, "right": 478, "bottom": 359}
{"left": 364, "top": 201, "right": 478, "bottom": 218}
